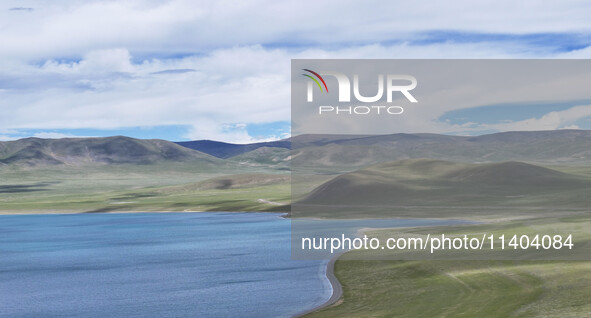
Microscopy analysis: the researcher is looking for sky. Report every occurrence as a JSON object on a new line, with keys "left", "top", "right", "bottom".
{"left": 2, "top": 1, "right": 591, "bottom": 143}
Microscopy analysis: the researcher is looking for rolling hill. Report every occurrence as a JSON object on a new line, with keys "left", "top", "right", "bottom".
{"left": 3, "top": 130, "right": 591, "bottom": 214}
{"left": 229, "top": 147, "right": 291, "bottom": 167}
{"left": 0, "top": 136, "right": 221, "bottom": 166}
{"left": 299, "top": 159, "right": 591, "bottom": 212}
{"left": 168, "top": 130, "right": 591, "bottom": 169}
{"left": 4, "top": 129, "right": 591, "bottom": 170}
{"left": 175, "top": 139, "right": 290, "bottom": 159}
{"left": 290, "top": 130, "right": 591, "bottom": 169}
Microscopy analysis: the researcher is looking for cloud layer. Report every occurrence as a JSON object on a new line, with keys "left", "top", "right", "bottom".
{"left": 2, "top": 0, "right": 591, "bottom": 142}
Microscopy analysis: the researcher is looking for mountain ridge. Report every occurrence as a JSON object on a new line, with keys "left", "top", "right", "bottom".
{"left": 175, "top": 139, "right": 290, "bottom": 159}
{"left": 0, "top": 136, "right": 220, "bottom": 167}
{"left": 4, "top": 129, "right": 591, "bottom": 167}
{"left": 289, "top": 129, "right": 591, "bottom": 167}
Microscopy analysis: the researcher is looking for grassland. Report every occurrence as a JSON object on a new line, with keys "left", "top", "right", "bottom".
{"left": 305, "top": 259, "right": 591, "bottom": 317}
{"left": 295, "top": 159, "right": 591, "bottom": 219}
{"left": 0, "top": 163, "right": 292, "bottom": 213}
{"left": 304, "top": 214, "right": 591, "bottom": 317}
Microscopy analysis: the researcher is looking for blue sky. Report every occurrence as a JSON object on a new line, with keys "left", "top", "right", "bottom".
{"left": 1, "top": 122, "right": 291, "bottom": 142}
{"left": 2, "top": 1, "right": 591, "bottom": 143}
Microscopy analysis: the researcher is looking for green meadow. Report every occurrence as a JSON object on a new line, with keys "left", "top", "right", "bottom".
{"left": 306, "top": 259, "right": 591, "bottom": 317}
{"left": 304, "top": 214, "right": 591, "bottom": 317}
{"left": 0, "top": 163, "right": 291, "bottom": 213}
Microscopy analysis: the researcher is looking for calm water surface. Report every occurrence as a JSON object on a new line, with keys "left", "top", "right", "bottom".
{"left": 0, "top": 213, "right": 329, "bottom": 318}
{"left": 0, "top": 212, "right": 467, "bottom": 317}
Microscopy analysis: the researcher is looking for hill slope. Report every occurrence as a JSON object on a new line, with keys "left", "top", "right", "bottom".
{"left": 290, "top": 130, "right": 591, "bottom": 169}
{"left": 175, "top": 139, "right": 290, "bottom": 159}
{"left": 0, "top": 136, "right": 221, "bottom": 166}
{"left": 300, "top": 159, "right": 591, "bottom": 211}
{"left": 229, "top": 147, "right": 291, "bottom": 167}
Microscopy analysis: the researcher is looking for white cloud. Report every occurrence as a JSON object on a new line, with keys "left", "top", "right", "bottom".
{"left": 2, "top": 43, "right": 591, "bottom": 142}
{"left": 42, "top": 49, "right": 134, "bottom": 74}
{"left": 561, "top": 125, "right": 581, "bottom": 129}
{"left": 0, "top": 46, "right": 291, "bottom": 131}
{"left": 1, "top": 1, "right": 591, "bottom": 142}
{"left": 1, "top": 0, "right": 591, "bottom": 61}
{"left": 0, "top": 135, "right": 17, "bottom": 141}
{"left": 184, "top": 121, "right": 289, "bottom": 144}
{"left": 32, "top": 132, "right": 94, "bottom": 139}
{"left": 480, "top": 105, "right": 591, "bottom": 132}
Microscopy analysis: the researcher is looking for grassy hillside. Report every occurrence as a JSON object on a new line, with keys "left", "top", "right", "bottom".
{"left": 306, "top": 259, "right": 591, "bottom": 317}
{"left": 293, "top": 132, "right": 591, "bottom": 317}
{"left": 175, "top": 139, "right": 290, "bottom": 158}
{"left": 6, "top": 131, "right": 591, "bottom": 215}
{"left": 297, "top": 159, "right": 591, "bottom": 218}
{"left": 229, "top": 146, "right": 291, "bottom": 168}
{"left": 291, "top": 130, "right": 591, "bottom": 171}
{"left": 304, "top": 214, "right": 591, "bottom": 317}
{"left": 0, "top": 136, "right": 220, "bottom": 166}
{"left": 0, "top": 136, "right": 295, "bottom": 213}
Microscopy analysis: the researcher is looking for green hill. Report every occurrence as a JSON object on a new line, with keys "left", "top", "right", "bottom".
{"left": 229, "top": 147, "right": 291, "bottom": 168}
{"left": 0, "top": 136, "right": 221, "bottom": 166}
{"left": 299, "top": 159, "right": 591, "bottom": 214}
{"left": 291, "top": 130, "right": 591, "bottom": 170}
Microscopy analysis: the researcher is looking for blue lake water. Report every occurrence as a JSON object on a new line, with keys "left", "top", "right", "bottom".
{"left": 0, "top": 212, "right": 330, "bottom": 318}
{"left": 0, "top": 212, "right": 468, "bottom": 317}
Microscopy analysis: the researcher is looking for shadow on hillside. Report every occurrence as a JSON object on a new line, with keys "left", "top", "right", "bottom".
{"left": 0, "top": 182, "right": 58, "bottom": 193}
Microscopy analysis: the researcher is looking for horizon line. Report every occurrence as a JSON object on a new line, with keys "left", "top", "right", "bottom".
{"left": 2, "top": 128, "right": 590, "bottom": 144}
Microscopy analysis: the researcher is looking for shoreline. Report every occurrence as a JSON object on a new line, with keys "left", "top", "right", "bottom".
{"left": 293, "top": 252, "right": 344, "bottom": 317}
{"left": 0, "top": 210, "right": 285, "bottom": 215}
{"left": 291, "top": 219, "right": 478, "bottom": 317}
{"left": 0, "top": 210, "right": 516, "bottom": 223}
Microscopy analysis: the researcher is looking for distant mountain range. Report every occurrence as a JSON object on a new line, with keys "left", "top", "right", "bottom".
{"left": 0, "top": 136, "right": 220, "bottom": 166}
{"left": 3, "top": 130, "right": 591, "bottom": 167}
{"left": 176, "top": 130, "right": 591, "bottom": 168}
{"left": 175, "top": 140, "right": 290, "bottom": 159}
{"left": 289, "top": 130, "right": 591, "bottom": 168}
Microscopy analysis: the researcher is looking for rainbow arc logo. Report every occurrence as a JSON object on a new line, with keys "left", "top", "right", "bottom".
{"left": 302, "top": 69, "right": 328, "bottom": 93}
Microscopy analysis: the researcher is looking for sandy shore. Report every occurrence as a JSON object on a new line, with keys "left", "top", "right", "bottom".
{"left": 293, "top": 252, "right": 344, "bottom": 317}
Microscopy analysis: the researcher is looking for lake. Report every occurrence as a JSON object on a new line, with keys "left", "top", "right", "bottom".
{"left": 0, "top": 212, "right": 330, "bottom": 318}
{"left": 0, "top": 212, "right": 466, "bottom": 317}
